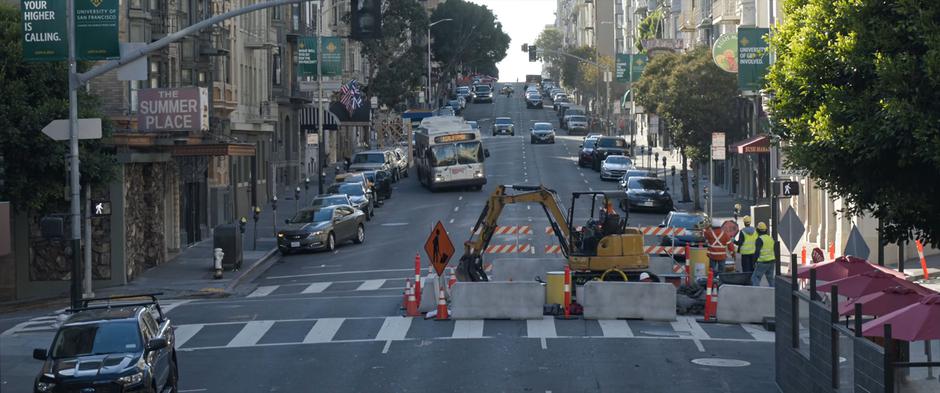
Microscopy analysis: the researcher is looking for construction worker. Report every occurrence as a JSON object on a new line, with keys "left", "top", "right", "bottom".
{"left": 705, "top": 219, "right": 734, "bottom": 276}
{"left": 751, "top": 222, "right": 776, "bottom": 287}
{"left": 735, "top": 216, "right": 758, "bottom": 273}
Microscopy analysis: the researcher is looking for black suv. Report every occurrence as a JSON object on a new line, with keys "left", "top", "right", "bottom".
{"left": 32, "top": 294, "right": 179, "bottom": 393}
{"left": 591, "top": 136, "right": 631, "bottom": 171}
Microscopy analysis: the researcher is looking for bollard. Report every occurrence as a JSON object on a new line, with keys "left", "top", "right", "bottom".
{"left": 564, "top": 266, "right": 572, "bottom": 319}
{"left": 435, "top": 286, "right": 449, "bottom": 320}
{"left": 448, "top": 268, "right": 457, "bottom": 289}
{"left": 414, "top": 252, "right": 422, "bottom": 309}
{"left": 916, "top": 240, "right": 930, "bottom": 280}
{"left": 704, "top": 270, "right": 714, "bottom": 321}
{"left": 684, "top": 243, "right": 692, "bottom": 285}
{"left": 801, "top": 245, "right": 807, "bottom": 265}
{"left": 213, "top": 248, "right": 224, "bottom": 279}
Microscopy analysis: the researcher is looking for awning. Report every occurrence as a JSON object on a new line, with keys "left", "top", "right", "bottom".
{"left": 731, "top": 134, "right": 770, "bottom": 154}
{"left": 171, "top": 143, "right": 256, "bottom": 157}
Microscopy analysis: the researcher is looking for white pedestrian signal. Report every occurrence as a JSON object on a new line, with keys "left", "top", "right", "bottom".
{"left": 91, "top": 201, "right": 111, "bottom": 217}
{"left": 781, "top": 181, "right": 799, "bottom": 197}
{"left": 95, "top": 203, "right": 103, "bottom": 215}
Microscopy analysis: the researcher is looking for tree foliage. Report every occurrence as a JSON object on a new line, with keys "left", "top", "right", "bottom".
{"left": 635, "top": 8, "right": 665, "bottom": 53}
{"left": 0, "top": 4, "right": 116, "bottom": 213}
{"left": 560, "top": 46, "right": 595, "bottom": 96}
{"left": 535, "top": 27, "right": 563, "bottom": 80}
{"left": 356, "top": 0, "right": 428, "bottom": 111}
{"left": 766, "top": 0, "right": 940, "bottom": 243}
{"left": 430, "top": 0, "right": 510, "bottom": 78}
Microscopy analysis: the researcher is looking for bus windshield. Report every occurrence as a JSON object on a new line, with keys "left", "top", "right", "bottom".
{"left": 430, "top": 141, "right": 482, "bottom": 166}
{"left": 456, "top": 141, "right": 483, "bottom": 164}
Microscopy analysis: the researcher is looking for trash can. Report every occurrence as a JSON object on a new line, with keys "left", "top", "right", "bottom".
{"left": 689, "top": 247, "right": 710, "bottom": 279}
{"left": 213, "top": 224, "right": 243, "bottom": 271}
{"left": 545, "top": 271, "right": 565, "bottom": 305}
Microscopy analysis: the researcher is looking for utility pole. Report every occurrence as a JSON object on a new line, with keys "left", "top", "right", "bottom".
{"left": 66, "top": 0, "right": 82, "bottom": 309}
{"left": 317, "top": 1, "right": 325, "bottom": 194}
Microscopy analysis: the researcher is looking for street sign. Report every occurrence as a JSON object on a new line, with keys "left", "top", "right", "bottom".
{"left": 424, "top": 221, "right": 455, "bottom": 276}
{"left": 781, "top": 181, "right": 800, "bottom": 197}
{"left": 711, "top": 145, "right": 726, "bottom": 160}
{"left": 92, "top": 201, "right": 111, "bottom": 217}
{"left": 843, "top": 225, "right": 871, "bottom": 260}
{"left": 778, "top": 206, "right": 805, "bottom": 253}
{"left": 811, "top": 247, "right": 825, "bottom": 263}
{"left": 21, "top": 0, "right": 68, "bottom": 61}
{"left": 75, "top": 0, "right": 120, "bottom": 60}
{"left": 42, "top": 118, "right": 103, "bottom": 141}
{"left": 712, "top": 132, "right": 726, "bottom": 147}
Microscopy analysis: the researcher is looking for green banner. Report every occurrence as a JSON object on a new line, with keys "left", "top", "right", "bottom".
{"left": 630, "top": 54, "right": 647, "bottom": 82}
{"left": 737, "top": 27, "right": 770, "bottom": 92}
{"left": 297, "top": 36, "right": 345, "bottom": 78}
{"left": 75, "top": 0, "right": 120, "bottom": 60}
{"left": 615, "top": 54, "right": 630, "bottom": 83}
{"left": 21, "top": 0, "right": 68, "bottom": 61}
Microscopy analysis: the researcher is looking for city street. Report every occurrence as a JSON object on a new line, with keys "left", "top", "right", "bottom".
{"left": 1, "top": 87, "right": 775, "bottom": 392}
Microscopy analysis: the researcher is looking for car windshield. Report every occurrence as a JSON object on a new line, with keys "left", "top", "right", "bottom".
{"left": 338, "top": 183, "right": 365, "bottom": 196}
{"left": 474, "top": 85, "right": 490, "bottom": 93}
{"left": 569, "top": 116, "right": 587, "bottom": 123}
{"left": 353, "top": 153, "right": 385, "bottom": 164}
{"left": 533, "top": 123, "right": 553, "bottom": 131}
{"left": 598, "top": 138, "right": 627, "bottom": 148}
{"left": 606, "top": 156, "right": 632, "bottom": 165}
{"left": 495, "top": 118, "right": 512, "bottom": 125}
{"left": 290, "top": 209, "right": 332, "bottom": 223}
{"left": 51, "top": 321, "right": 142, "bottom": 358}
{"left": 583, "top": 138, "right": 598, "bottom": 148}
{"left": 528, "top": 94, "right": 541, "bottom": 99}
{"left": 311, "top": 196, "right": 346, "bottom": 208}
{"left": 456, "top": 141, "right": 483, "bottom": 164}
{"left": 669, "top": 214, "right": 708, "bottom": 229}
{"left": 628, "top": 178, "right": 666, "bottom": 190}
{"left": 624, "top": 170, "right": 652, "bottom": 179}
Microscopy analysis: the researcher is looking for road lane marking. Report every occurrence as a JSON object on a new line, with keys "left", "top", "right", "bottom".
{"left": 267, "top": 268, "right": 412, "bottom": 280}
{"left": 173, "top": 324, "right": 204, "bottom": 347}
{"left": 449, "top": 218, "right": 455, "bottom": 224}
{"left": 451, "top": 320, "right": 484, "bottom": 338}
{"left": 375, "top": 316, "right": 412, "bottom": 341}
{"left": 301, "top": 282, "right": 332, "bottom": 294}
{"left": 454, "top": 206, "right": 459, "bottom": 212}
{"left": 458, "top": 196, "right": 463, "bottom": 201}
{"left": 541, "top": 337, "right": 548, "bottom": 349}
{"left": 303, "top": 318, "right": 344, "bottom": 343}
{"left": 162, "top": 300, "right": 192, "bottom": 314}
{"left": 227, "top": 320, "right": 275, "bottom": 347}
{"left": 356, "top": 279, "right": 386, "bottom": 291}
{"left": 741, "top": 324, "right": 775, "bottom": 342}
{"left": 672, "top": 317, "right": 709, "bottom": 352}
{"left": 247, "top": 285, "right": 278, "bottom": 298}
{"left": 527, "top": 316, "right": 557, "bottom": 338}
{"left": 382, "top": 340, "right": 393, "bottom": 354}
{"left": 599, "top": 320, "right": 634, "bottom": 337}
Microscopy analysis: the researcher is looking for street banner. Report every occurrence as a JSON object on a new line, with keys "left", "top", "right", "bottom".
{"left": 297, "top": 37, "right": 345, "bottom": 78}
{"left": 298, "top": 37, "right": 317, "bottom": 77}
{"left": 712, "top": 33, "right": 738, "bottom": 73}
{"left": 615, "top": 54, "right": 630, "bottom": 83}
{"left": 737, "top": 27, "right": 770, "bottom": 92}
{"left": 630, "top": 54, "right": 647, "bottom": 82}
{"left": 21, "top": 0, "right": 67, "bottom": 61}
{"left": 75, "top": 0, "right": 120, "bottom": 60}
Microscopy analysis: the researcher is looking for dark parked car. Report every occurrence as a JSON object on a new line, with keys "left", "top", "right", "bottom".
{"left": 619, "top": 169, "right": 658, "bottom": 188}
{"left": 32, "top": 294, "right": 178, "bottom": 393}
{"left": 529, "top": 122, "right": 556, "bottom": 144}
{"left": 578, "top": 136, "right": 600, "bottom": 167}
{"left": 621, "top": 176, "right": 674, "bottom": 213}
{"left": 311, "top": 194, "right": 353, "bottom": 209}
{"left": 591, "top": 136, "right": 631, "bottom": 170}
{"left": 659, "top": 211, "right": 709, "bottom": 262}
{"left": 362, "top": 170, "right": 393, "bottom": 200}
{"left": 492, "top": 117, "right": 515, "bottom": 136}
{"left": 278, "top": 206, "right": 366, "bottom": 254}
{"left": 327, "top": 182, "right": 374, "bottom": 220}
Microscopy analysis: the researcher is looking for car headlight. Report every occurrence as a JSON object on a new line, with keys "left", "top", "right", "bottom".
{"left": 308, "top": 231, "right": 323, "bottom": 238}
{"left": 434, "top": 175, "right": 443, "bottom": 182}
{"left": 277, "top": 233, "right": 284, "bottom": 238}
{"left": 118, "top": 371, "right": 144, "bottom": 386}
{"left": 35, "top": 381, "right": 55, "bottom": 392}
{"left": 474, "top": 171, "right": 483, "bottom": 178}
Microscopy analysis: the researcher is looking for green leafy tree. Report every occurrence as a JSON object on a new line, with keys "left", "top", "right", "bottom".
{"left": 535, "top": 27, "right": 563, "bottom": 80}
{"left": 579, "top": 55, "right": 614, "bottom": 115}
{"left": 355, "top": 0, "right": 428, "bottom": 111}
{"left": 0, "top": 4, "right": 116, "bottom": 213}
{"left": 766, "top": 0, "right": 940, "bottom": 244}
{"left": 560, "top": 46, "right": 595, "bottom": 100}
{"left": 635, "top": 8, "right": 665, "bottom": 53}
{"left": 430, "top": 0, "right": 510, "bottom": 79}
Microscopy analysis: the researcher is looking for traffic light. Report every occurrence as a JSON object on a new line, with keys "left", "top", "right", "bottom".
{"left": 522, "top": 43, "right": 529, "bottom": 52}
{"left": 529, "top": 46, "right": 538, "bottom": 62}
{"left": 351, "top": 0, "right": 381, "bottom": 40}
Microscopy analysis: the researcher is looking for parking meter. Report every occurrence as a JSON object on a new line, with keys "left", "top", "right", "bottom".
{"left": 271, "top": 196, "right": 277, "bottom": 211}
{"left": 239, "top": 217, "right": 247, "bottom": 234}
{"left": 294, "top": 187, "right": 301, "bottom": 200}
{"left": 304, "top": 177, "right": 310, "bottom": 192}
{"left": 654, "top": 152, "right": 659, "bottom": 164}
{"left": 662, "top": 156, "right": 667, "bottom": 168}
{"left": 704, "top": 185, "right": 710, "bottom": 200}
{"left": 253, "top": 206, "right": 261, "bottom": 223}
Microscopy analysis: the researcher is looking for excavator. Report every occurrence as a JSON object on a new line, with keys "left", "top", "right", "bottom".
{"left": 455, "top": 185, "right": 649, "bottom": 283}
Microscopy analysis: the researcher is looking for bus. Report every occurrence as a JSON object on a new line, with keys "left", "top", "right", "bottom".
{"left": 414, "top": 116, "right": 489, "bottom": 191}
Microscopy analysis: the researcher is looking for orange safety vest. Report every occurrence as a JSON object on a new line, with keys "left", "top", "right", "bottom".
{"left": 705, "top": 227, "right": 734, "bottom": 261}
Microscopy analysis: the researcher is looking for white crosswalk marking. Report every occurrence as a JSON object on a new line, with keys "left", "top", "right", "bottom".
{"left": 301, "top": 282, "right": 332, "bottom": 294}
{"left": 375, "top": 317, "right": 412, "bottom": 341}
{"left": 356, "top": 279, "right": 386, "bottom": 291}
{"left": 741, "top": 324, "right": 775, "bottom": 342}
{"left": 174, "top": 324, "right": 204, "bottom": 348}
{"left": 526, "top": 316, "right": 557, "bottom": 338}
{"left": 672, "top": 316, "right": 710, "bottom": 339}
{"left": 227, "top": 321, "right": 276, "bottom": 347}
{"left": 598, "top": 320, "right": 634, "bottom": 338}
{"left": 303, "top": 318, "right": 344, "bottom": 343}
{"left": 451, "top": 320, "right": 484, "bottom": 339}
{"left": 247, "top": 285, "right": 278, "bottom": 298}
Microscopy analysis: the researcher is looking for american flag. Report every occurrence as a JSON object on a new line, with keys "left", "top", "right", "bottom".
{"left": 340, "top": 79, "right": 363, "bottom": 115}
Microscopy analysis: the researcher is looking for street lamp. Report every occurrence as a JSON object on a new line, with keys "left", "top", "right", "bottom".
{"left": 428, "top": 18, "right": 453, "bottom": 110}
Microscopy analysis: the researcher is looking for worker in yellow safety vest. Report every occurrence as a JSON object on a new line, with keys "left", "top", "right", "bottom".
{"left": 750, "top": 222, "right": 776, "bottom": 287}
{"left": 735, "top": 216, "right": 758, "bottom": 273}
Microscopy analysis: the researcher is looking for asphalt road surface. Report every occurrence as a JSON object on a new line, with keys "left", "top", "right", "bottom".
{"left": 1, "top": 85, "right": 774, "bottom": 393}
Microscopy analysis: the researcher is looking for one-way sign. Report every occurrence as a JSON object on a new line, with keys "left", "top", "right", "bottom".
{"left": 41, "top": 118, "right": 103, "bottom": 141}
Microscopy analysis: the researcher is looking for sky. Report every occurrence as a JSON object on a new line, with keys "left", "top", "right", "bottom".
{"left": 467, "top": 0, "right": 556, "bottom": 82}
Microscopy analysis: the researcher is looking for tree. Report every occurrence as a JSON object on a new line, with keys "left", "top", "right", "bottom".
{"left": 579, "top": 54, "right": 614, "bottom": 114}
{"left": 430, "top": 0, "right": 510, "bottom": 79}
{"left": 535, "top": 27, "right": 563, "bottom": 80}
{"left": 560, "top": 46, "right": 595, "bottom": 99}
{"left": 635, "top": 7, "right": 665, "bottom": 53}
{"left": 0, "top": 4, "right": 116, "bottom": 213}
{"left": 766, "top": 0, "right": 940, "bottom": 244}
{"left": 355, "top": 0, "right": 428, "bottom": 111}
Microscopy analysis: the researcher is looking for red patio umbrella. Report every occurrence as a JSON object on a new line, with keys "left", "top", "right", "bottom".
{"left": 816, "top": 270, "right": 927, "bottom": 298}
{"left": 862, "top": 294, "right": 940, "bottom": 341}
{"left": 797, "top": 255, "right": 905, "bottom": 281}
{"left": 838, "top": 286, "right": 932, "bottom": 316}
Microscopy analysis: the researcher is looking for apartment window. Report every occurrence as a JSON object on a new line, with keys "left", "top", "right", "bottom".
{"left": 181, "top": 69, "right": 193, "bottom": 85}
{"left": 273, "top": 5, "right": 281, "bottom": 20}
{"left": 273, "top": 50, "right": 282, "bottom": 86}
{"left": 293, "top": 4, "right": 301, "bottom": 31}
{"left": 149, "top": 62, "right": 160, "bottom": 88}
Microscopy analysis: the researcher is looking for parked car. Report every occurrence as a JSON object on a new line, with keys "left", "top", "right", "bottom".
{"left": 349, "top": 150, "right": 394, "bottom": 174}
{"left": 437, "top": 106, "right": 456, "bottom": 116}
{"left": 386, "top": 148, "right": 409, "bottom": 180}
{"left": 311, "top": 194, "right": 353, "bottom": 209}
{"left": 457, "top": 86, "right": 472, "bottom": 102}
{"left": 600, "top": 155, "right": 635, "bottom": 181}
{"left": 447, "top": 100, "right": 462, "bottom": 115}
{"left": 619, "top": 169, "right": 657, "bottom": 188}
{"left": 622, "top": 176, "right": 673, "bottom": 213}
{"left": 335, "top": 172, "right": 376, "bottom": 200}
{"left": 327, "top": 181, "right": 374, "bottom": 220}
{"left": 525, "top": 92, "right": 544, "bottom": 109}
{"left": 591, "top": 136, "right": 631, "bottom": 171}
{"left": 659, "top": 211, "right": 709, "bottom": 262}
{"left": 492, "top": 117, "right": 515, "bottom": 136}
{"left": 362, "top": 170, "right": 393, "bottom": 200}
{"left": 529, "top": 122, "right": 556, "bottom": 144}
{"left": 472, "top": 84, "right": 493, "bottom": 103}
{"left": 32, "top": 294, "right": 179, "bottom": 393}
{"left": 277, "top": 205, "right": 365, "bottom": 254}
{"left": 578, "top": 136, "right": 600, "bottom": 167}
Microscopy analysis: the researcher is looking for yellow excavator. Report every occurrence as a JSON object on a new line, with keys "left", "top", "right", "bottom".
{"left": 456, "top": 185, "right": 649, "bottom": 283}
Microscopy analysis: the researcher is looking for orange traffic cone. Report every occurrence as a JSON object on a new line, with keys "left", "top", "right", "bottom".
{"left": 435, "top": 286, "right": 449, "bottom": 320}
{"left": 405, "top": 279, "right": 420, "bottom": 317}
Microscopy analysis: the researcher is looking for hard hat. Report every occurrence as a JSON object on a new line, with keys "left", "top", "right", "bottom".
{"left": 743, "top": 216, "right": 752, "bottom": 224}
{"left": 639, "top": 272, "right": 651, "bottom": 281}
{"left": 757, "top": 222, "right": 768, "bottom": 231}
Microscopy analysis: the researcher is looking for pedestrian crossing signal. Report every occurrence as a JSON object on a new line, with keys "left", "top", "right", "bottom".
{"left": 781, "top": 181, "right": 799, "bottom": 197}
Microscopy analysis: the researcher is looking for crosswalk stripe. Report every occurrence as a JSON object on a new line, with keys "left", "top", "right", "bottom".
{"left": 173, "top": 324, "right": 204, "bottom": 348}
{"left": 598, "top": 320, "right": 634, "bottom": 338}
{"left": 526, "top": 316, "right": 557, "bottom": 338}
{"left": 227, "top": 321, "right": 276, "bottom": 347}
{"left": 741, "top": 323, "right": 775, "bottom": 342}
{"left": 672, "top": 316, "right": 710, "bottom": 339}
{"left": 302, "top": 282, "right": 332, "bottom": 294}
{"left": 451, "top": 320, "right": 484, "bottom": 339}
{"left": 303, "top": 318, "right": 344, "bottom": 343}
{"left": 356, "top": 279, "right": 386, "bottom": 291}
{"left": 247, "top": 285, "right": 279, "bottom": 298}
{"left": 375, "top": 316, "right": 412, "bottom": 341}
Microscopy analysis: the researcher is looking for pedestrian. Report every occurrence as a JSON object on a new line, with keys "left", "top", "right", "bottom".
{"left": 705, "top": 219, "right": 734, "bottom": 277}
{"left": 750, "top": 222, "right": 776, "bottom": 287}
{"left": 735, "top": 216, "right": 758, "bottom": 273}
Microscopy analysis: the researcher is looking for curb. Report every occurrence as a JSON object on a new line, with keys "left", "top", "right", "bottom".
{"left": 224, "top": 247, "right": 280, "bottom": 293}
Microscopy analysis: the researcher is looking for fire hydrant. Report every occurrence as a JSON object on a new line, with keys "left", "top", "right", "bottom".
{"left": 213, "top": 248, "right": 224, "bottom": 279}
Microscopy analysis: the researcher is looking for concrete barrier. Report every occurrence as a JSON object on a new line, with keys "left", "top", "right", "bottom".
{"left": 581, "top": 282, "right": 676, "bottom": 321}
{"left": 450, "top": 282, "right": 545, "bottom": 319}
{"left": 716, "top": 284, "right": 774, "bottom": 324}
{"left": 489, "top": 257, "right": 567, "bottom": 282}
{"left": 418, "top": 274, "right": 448, "bottom": 313}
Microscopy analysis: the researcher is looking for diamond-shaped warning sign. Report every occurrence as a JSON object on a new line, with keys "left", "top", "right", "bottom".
{"left": 779, "top": 206, "right": 805, "bottom": 252}
{"left": 424, "top": 221, "right": 455, "bottom": 276}
{"left": 843, "top": 225, "right": 870, "bottom": 260}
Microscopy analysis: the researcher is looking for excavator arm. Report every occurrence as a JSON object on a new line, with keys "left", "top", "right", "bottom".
{"left": 456, "top": 185, "right": 573, "bottom": 282}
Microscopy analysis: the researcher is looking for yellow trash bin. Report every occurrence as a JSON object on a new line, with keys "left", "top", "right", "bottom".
{"left": 689, "top": 247, "right": 710, "bottom": 279}
{"left": 545, "top": 271, "right": 566, "bottom": 305}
